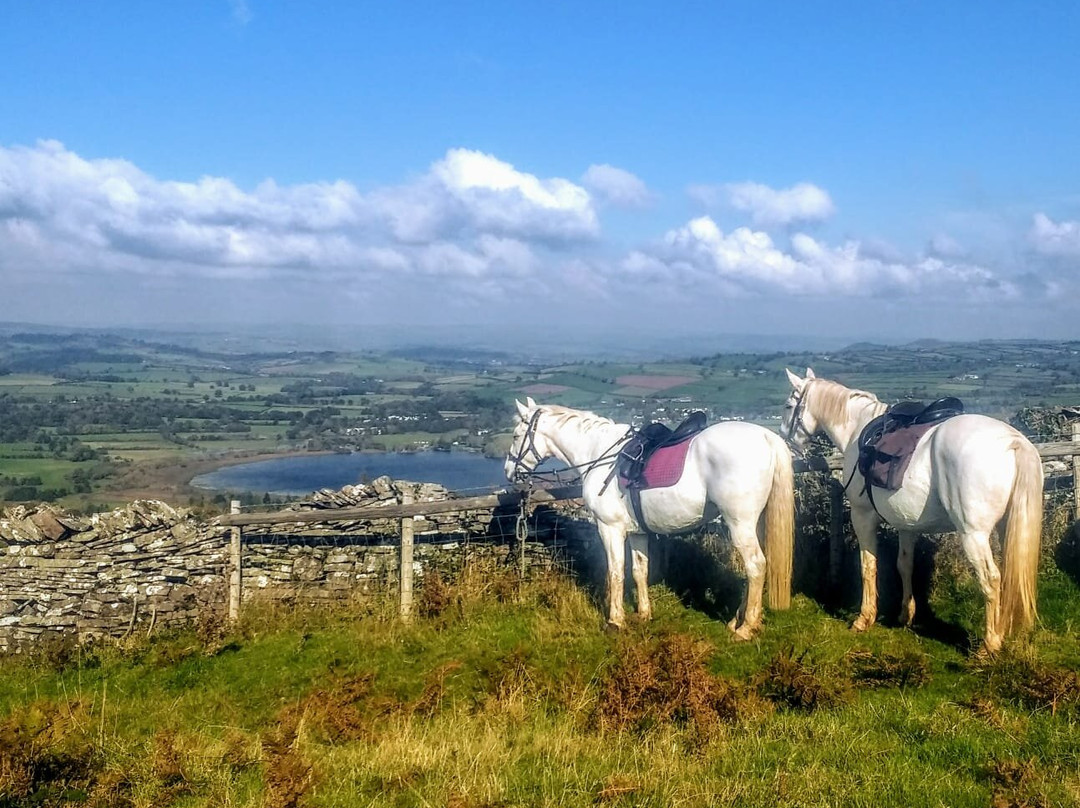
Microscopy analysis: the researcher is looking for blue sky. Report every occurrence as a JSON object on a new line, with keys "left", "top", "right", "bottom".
{"left": 2, "top": 1, "right": 1079, "bottom": 342}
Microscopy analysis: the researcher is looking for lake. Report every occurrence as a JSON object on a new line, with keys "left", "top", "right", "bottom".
{"left": 190, "top": 451, "right": 511, "bottom": 496}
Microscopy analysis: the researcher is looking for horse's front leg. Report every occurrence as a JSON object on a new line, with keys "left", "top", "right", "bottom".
{"left": 896, "top": 531, "right": 918, "bottom": 627}
{"left": 850, "top": 505, "right": 881, "bottom": 632}
{"left": 628, "top": 533, "right": 651, "bottom": 621}
{"left": 727, "top": 518, "right": 766, "bottom": 640}
{"left": 596, "top": 522, "right": 628, "bottom": 629}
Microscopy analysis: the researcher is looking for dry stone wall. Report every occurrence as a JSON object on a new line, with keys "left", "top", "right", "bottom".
{"left": 0, "top": 500, "right": 227, "bottom": 652}
{"left": 0, "top": 477, "right": 590, "bottom": 652}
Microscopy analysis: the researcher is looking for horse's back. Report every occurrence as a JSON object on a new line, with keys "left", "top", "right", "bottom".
{"left": 694, "top": 420, "right": 784, "bottom": 464}
{"left": 927, "top": 413, "right": 1032, "bottom": 469}
{"left": 636, "top": 420, "right": 784, "bottom": 532}
{"left": 692, "top": 421, "right": 785, "bottom": 502}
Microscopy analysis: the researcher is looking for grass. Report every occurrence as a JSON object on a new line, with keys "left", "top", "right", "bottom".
{"left": 0, "top": 457, "right": 83, "bottom": 490}
{"left": 3, "top": 563, "right": 1080, "bottom": 807}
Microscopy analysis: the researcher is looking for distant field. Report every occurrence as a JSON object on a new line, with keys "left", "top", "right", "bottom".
{"left": 615, "top": 374, "right": 699, "bottom": 391}
{"left": 519, "top": 383, "right": 571, "bottom": 394}
{"left": 4, "top": 332, "right": 1080, "bottom": 507}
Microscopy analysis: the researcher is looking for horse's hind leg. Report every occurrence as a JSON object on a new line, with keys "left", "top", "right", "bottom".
{"left": 728, "top": 518, "right": 766, "bottom": 640}
{"left": 628, "top": 533, "right": 651, "bottom": 621}
{"left": 960, "top": 528, "right": 1003, "bottom": 653}
{"left": 850, "top": 505, "right": 881, "bottom": 632}
{"left": 896, "top": 531, "right": 917, "bottom": 626}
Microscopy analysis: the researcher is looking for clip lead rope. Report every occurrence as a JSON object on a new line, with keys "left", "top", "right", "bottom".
{"left": 515, "top": 493, "right": 529, "bottom": 578}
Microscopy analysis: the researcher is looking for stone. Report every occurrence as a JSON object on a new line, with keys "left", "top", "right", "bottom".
{"left": 30, "top": 509, "right": 70, "bottom": 541}
{"left": 293, "top": 556, "right": 323, "bottom": 582}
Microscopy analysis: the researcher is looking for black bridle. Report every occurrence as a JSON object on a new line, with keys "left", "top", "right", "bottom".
{"left": 782, "top": 383, "right": 863, "bottom": 495}
{"left": 780, "top": 384, "right": 815, "bottom": 454}
{"left": 506, "top": 409, "right": 547, "bottom": 483}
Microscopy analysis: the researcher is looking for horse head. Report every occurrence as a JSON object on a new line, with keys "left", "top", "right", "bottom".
{"left": 780, "top": 367, "right": 817, "bottom": 450}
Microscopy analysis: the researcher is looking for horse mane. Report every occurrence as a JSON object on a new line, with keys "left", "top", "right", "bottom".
{"left": 538, "top": 404, "right": 617, "bottom": 432}
{"left": 808, "top": 379, "right": 881, "bottom": 423}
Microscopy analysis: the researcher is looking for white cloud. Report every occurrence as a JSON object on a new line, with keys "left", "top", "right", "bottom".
{"left": 622, "top": 215, "right": 1008, "bottom": 299}
{"left": 432, "top": 148, "right": 598, "bottom": 241}
{"left": 0, "top": 140, "right": 1045, "bottom": 328}
{"left": 0, "top": 141, "right": 592, "bottom": 289}
{"left": 582, "top": 164, "right": 651, "bottom": 208}
{"left": 724, "top": 181, "right": 836, "bottom": 227}
{"left": 927, "top": 233, "right": 968, "bottom": 258}
{"left": 1030, "top": 213, "right": 1080, "bottom": 257}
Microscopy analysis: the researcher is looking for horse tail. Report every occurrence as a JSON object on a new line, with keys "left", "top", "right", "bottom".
{"left": 999, "top": 436, "right": 1043, "bottom": 636}
{"left": 765, "top": 434, "right": 795, "bottom": 610}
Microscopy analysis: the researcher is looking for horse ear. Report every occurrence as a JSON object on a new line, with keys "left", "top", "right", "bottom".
{"left": 515, "top": 399, "right": 529, "bottom": 418}
{"left": 805, "top": 367, "right": 816, "bottom": 379}
{"left": 526, "top": 396, "right": 537, "bottom": 409}
{"left": 785, "top": 368, "right": 805, "bottom": 390}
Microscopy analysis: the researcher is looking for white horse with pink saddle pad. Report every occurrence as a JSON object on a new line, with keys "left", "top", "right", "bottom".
{"left": 505, "top": 398, "right": 794, "bottom": 639}
{"left": 781, "top": 369, "right": 1043, "bottom": 653}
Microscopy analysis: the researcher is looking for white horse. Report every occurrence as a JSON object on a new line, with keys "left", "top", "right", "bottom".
{"left": 505, "top": 398, "right": 794, "bottom": 639}
{"left": 781, "top": 368, "right": 1043, "bottom": 653}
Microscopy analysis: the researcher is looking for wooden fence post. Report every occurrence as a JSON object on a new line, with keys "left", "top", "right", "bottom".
{"left": 828, "top": 477, "right": 845, "bottom": 590}
{"left": 229, "top": 500, "right": 242, "bottom": 623}
{"left": 1072, "top": 423, "right": 1080, "bottom": 522}
{"left": 518, "top": 506, "right": 527, "bottom": 580}
{"left": 399, "top": 493, "right": 415, "bottom": 621}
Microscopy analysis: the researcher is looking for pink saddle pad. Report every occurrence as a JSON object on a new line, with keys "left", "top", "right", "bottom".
{"left": 639, "top": 440, "right": 693, "bottom": 489}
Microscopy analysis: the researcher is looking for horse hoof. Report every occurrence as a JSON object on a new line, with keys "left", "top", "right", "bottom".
{"left": 731, "top": 625, "right": 757, "bottom": 642}
{"left": 604, "top": 621, "right": 624, "bottom": 633}
{"left": 851, "top": 616, "right": 873, "bottom": 632}
{"left": 897, "top": 603, "right": 916, "bottom": 627}
{"left": 727, "top": 616, "right": 741, "bottom": 633}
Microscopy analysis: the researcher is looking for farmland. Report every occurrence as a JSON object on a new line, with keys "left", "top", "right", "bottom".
{"left": 2, "top": 326, "right": 1080, "bottom": 508}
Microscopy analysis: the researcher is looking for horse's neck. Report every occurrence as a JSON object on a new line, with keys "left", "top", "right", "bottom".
{"left": 545, "top": 417, "right": 628, "bottom": 470}
{"left": 822, "top": 394, "right": 887, "bottom": 452}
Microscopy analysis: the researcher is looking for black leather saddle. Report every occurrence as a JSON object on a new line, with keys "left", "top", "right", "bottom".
{"left": 855, "top": 397, "right": 964, "bottom": 503}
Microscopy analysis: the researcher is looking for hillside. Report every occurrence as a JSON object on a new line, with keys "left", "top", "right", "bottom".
{"left": 3, "top": 563, "right": 1080, "bottom": 807}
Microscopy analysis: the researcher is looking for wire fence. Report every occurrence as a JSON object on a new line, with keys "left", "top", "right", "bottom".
{"left": 214, "top": 435, "right": 1080, "bottom": 622}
